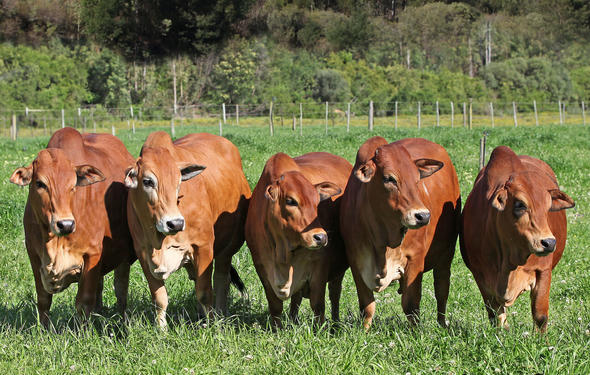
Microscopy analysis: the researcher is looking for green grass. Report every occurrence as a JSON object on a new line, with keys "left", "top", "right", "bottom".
{"left": 0, "top": 123, "right": 589, "bottom": 374}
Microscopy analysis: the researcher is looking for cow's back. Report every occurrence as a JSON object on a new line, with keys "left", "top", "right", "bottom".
{"left": 294, "top": 152, "right": 351, "bottom": 190}
{"left": 170, "top": 133, "right": 250, "bottom": 255}
{"left": 173, "top": 133, "right": 251, "bottom": 218}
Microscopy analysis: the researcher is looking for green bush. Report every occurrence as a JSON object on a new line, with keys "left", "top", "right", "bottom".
{"left": 0, "top": 41, "right": 90, "bottom": 109}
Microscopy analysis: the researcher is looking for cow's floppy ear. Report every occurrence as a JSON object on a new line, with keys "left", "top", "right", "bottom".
{"left": 414, "top": 159, "right": 444, "bottom": 179}
{"left": 179, "top": 163, "right": 206, "bottom": 181}
{"left": 10, "top": 165, "right": 33, "bottom": 186}
{"left": 315, "top": 181, "right": 342, "bottom": 202}
{"left": 549, "top": 189, "right": 575, "bottom": 211}
{"left": 491, "top": 187, "right": 508, "bottom": 211}
{"left": 354, "top": 160, "right": 376, "bottom": 183}
{"left": 265, "top": 184, "right": 278, "bottom": 201}
{"left": 76, "top": 165, "right": 105, "bottom": 187}
{"left": 124, "top": 166, "right": 138, "bottom": 189}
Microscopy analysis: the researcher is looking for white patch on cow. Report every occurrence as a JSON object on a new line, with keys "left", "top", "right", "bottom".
{"left": 359, "top": 244, "right": 406, "bottom": 292}
{"left": 40, "top": 241, "right": 83, "bottom": 293}
{"left": 502, "top": 268, "right": 536, "bottom": 307}
{"left": 149, "top": 243, "right": 190, "bottom": 280}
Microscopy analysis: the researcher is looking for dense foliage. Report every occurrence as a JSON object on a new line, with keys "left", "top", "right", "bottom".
{"left": 0, "top": 0, "right": 589, "bottom": 110}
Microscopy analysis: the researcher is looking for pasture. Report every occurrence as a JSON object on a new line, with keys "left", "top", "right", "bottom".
{"left": 0, "top": 123, "right": 589, "bottom": 374}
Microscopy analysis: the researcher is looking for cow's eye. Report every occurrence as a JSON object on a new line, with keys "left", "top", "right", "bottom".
{"left": 143, "top": 178, "right": 155, "bottom": 188}
{"left": 35, "top": 180, "right": 47, "bottom": 190}
{"left": 383, "top": 175, "right": 397, "bottom": 186}
{"left": 285, "top": 197, "right": 298, "bottom": 207}
{"left": 513, "top": 200, "right": 526, "bottom": 217}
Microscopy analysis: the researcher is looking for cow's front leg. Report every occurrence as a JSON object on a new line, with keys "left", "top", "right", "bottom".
{"left": 289, "top": 291, "right": 303, "bottom": 323}
{"left": 75, "top": 254, "right": 102, "bottom": 319}
{"left": 30, "top": 253, "right": 52, "bottom": 328}
{"left": 351, "top": 268, "right": 376, "bottom": 331}
{"left": 400, "top": 259, "right": 424, "bottom": 326}
{"left": 531, "top": 270, "right": 552, "bottom": 333}
{"left": 213, "top": 255, "right": 231, "bottom": 316}
{"left": 114, "top": 261, "right": 131, "bottom": 318}
{"left": 309, "top": 282, "right": 327, "bottom": 327}
{"left": 194, "top": 243, "right": 214, "bottom": 319}
{"left": 328, "top": 273, "right": 344, "bottom": 323}
{"left": 261, "top": 278, "right": 284, "bottom": 330}
{"left": 137, "top": 255, "right": 168, "bottom": 329}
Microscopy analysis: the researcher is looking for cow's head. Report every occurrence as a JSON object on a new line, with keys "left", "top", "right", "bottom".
{"left": 264, "top": 171, "right": 340, "bottom": 299}
{"left": 125, "top": 146, "right": 205, "bottom": 280}
{"left": 125, "top": 147, "right": 205, "bottom": 236}
{"left": 354, "top": 138, "right": 443, "bottom": 247}
{"left": 10, "top": 148, "right": 105, "bottom": 293}
{"left": 10, "top": 149, "right": 105, "bottom": 236}
{"left": 491, "top": 173, "right": 574, "bottom": 257}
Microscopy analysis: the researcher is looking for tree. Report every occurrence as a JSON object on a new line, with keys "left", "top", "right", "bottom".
{"left": 82, "top": 0, "right": 254, "bottom": 60}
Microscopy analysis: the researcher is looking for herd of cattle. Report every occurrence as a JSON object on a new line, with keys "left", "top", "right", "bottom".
{"left": 9, "top": 127, "right": 575, "bottom": 333}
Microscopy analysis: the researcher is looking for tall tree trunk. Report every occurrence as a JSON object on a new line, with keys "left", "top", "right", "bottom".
{"left": 468, "top": 36, "right": 474, "bottom": 78}
{"left": 172, "top": 58, "right": 177, "bottom": 115}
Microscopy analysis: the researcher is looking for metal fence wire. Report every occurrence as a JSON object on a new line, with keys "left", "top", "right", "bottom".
{"left": 0, "top": 100, "right": 587, "bottom": 139}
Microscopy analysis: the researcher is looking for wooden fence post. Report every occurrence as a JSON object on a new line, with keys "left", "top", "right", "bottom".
{"left": 489, "top": 102, "right": 494, "bottom": 128}
{"left": 469, "top": 98, "right": 473, "bottom": 130}
{"left": 219, "top": 120, "right": 223, "bottom": 136}
{"left": 61, "top": 109, "right": 65, "bottom": 128}
{"left": 269, "top": 102, "right": 274, "bottom": 136}
{"left": 299, "top": 103, "right": 303, "bottom": 135}
{"left": 111, "top": 125, "right": 116, "bottom": 136}
{"left": 236, "top": 105, "right": 239, "bottom": 126}
{"left": 171, "top": 118, "right": 175, "bottom": 137}
{"left": 582, "top": 101, "right": 586, "bottom": 126}
{"left": 394, "top": 101, "right": 398, "bottom": 130}
{"left": 479, "top": 138, "right": 485, "bottom": 170}
{"left": 222, "top": 103, "right": 226, "bottom": 124}
{"left": 368, "top": 101, "right": 374, "bottom": 131}
{"left": 347, "top": 102, "right": 351, "bottom": 132}
{"left": 558, "top": 100, "right": 563, "bottom": 124}
{"left": 533, "top": 100, "right": 539, "bottom": 126}
{"left": 451, "top": 101, "right": 454, "bottom": 128}
{"left": 292, "top": 114, "right": 296, "bottom": 131}
{"left": 325, "top": 101, "right": 329, "bottom": 135}
{"left": 11, "top": 114, "right": 16, "bottom": 141}
{"left": 562, "top": 102, "right": 566, "bottom": 123}
{"left": 512, "top": 102, "right": 518, "bottom": 127}
{"left": 463, "top": 102, "right": 466, "bottom": 128}
{"left": 417, "top": 101, "right": 421, "bottom": 130}
{"left": 436, "top": 101, "right": 439, "bottom": 127}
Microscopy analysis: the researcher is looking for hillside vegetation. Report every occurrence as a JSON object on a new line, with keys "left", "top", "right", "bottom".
{"left": 1, "top": 0, "right": 589, "bottom": 110}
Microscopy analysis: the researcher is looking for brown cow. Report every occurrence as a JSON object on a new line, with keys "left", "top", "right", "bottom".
{"left": 460, "top": 146, "right": 574, "bottom": 332}
{"left": 125, "top": 131, "right": 251, "bottom": 328}
{"left": 9, "top": 127, "right": 136, "bottom": 326}
{"left": 245, "top": 152, "right": 351, "bottom": 328}
{"left": 340, "top": 136, "right": 461, "bottom": 329}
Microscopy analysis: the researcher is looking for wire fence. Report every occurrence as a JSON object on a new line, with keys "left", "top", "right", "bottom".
{"left": 1, "top": 100, "right": 587, "bottom": 139}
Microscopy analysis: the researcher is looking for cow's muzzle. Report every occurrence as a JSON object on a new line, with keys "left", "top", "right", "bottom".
{"left": 533, "top": 237, "right": 556, "bottom": 256}
{"left": 403, "top": 209, "right": 431, "bottom": 229}
{"left": 156, "top": 216, "right": 185, "bottom": 235}
{"left": 50, "top": 218, "right": 76, "bottom": 236}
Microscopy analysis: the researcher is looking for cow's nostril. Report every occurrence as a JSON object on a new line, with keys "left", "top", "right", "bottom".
{"left": 166, "top": 218, "right": 185, "bottom": 232}
{"left": 56, "top": 220, "right": 75, "bottom": 234}
{"left": 313, "top": 233, "right": 327, "bottom": 246}
{"left": 540, "top": 238, "right": 556, "bottom": 252}
{"left": 415, "top": 211, "right": 431, "bottom": 224}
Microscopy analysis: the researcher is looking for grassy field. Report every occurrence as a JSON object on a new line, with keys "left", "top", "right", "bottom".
{"left": 0, "top": 123, "right": 589, "bottom": 373}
